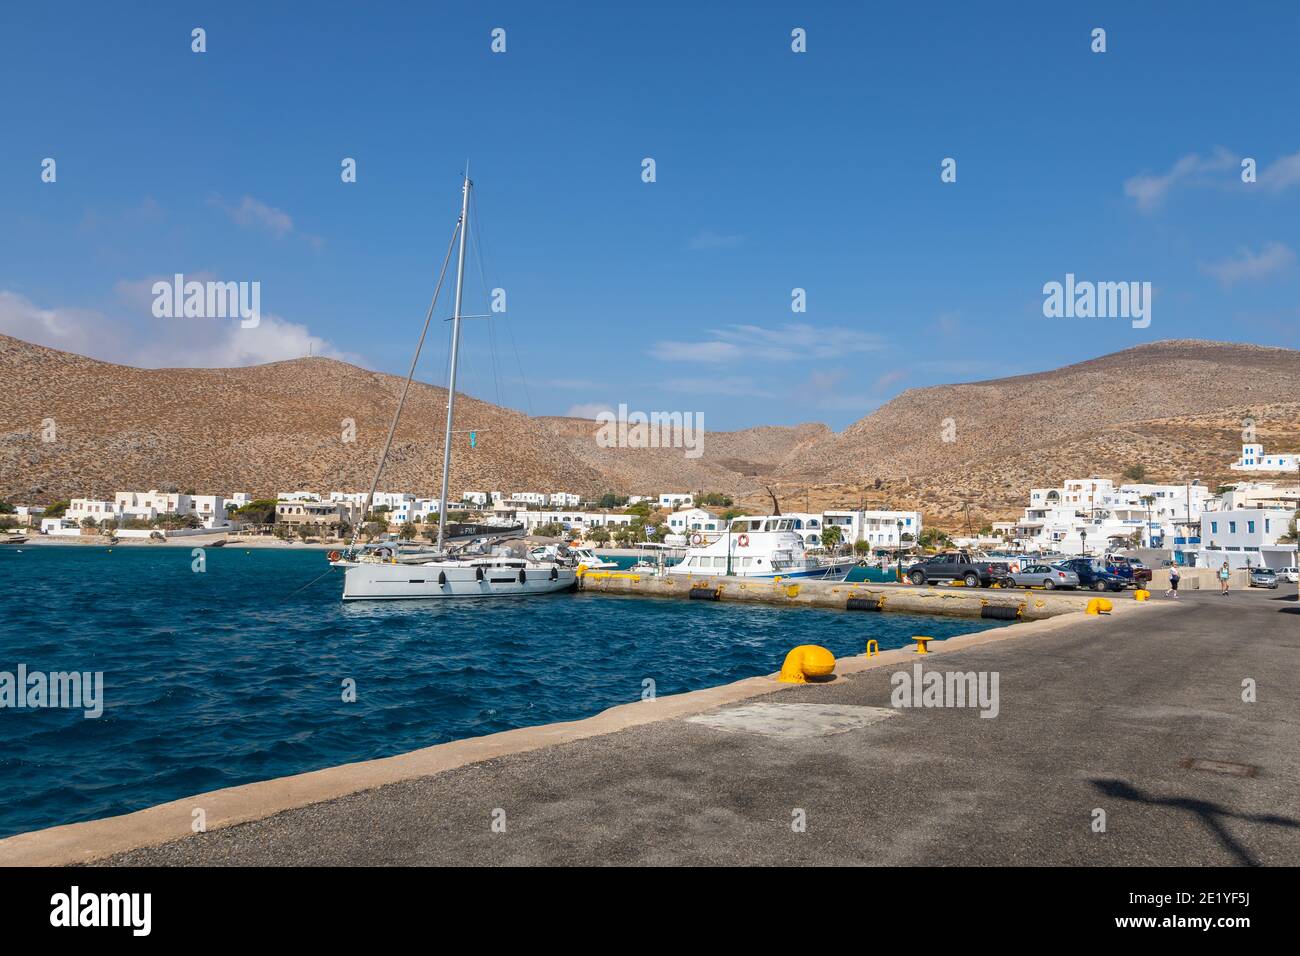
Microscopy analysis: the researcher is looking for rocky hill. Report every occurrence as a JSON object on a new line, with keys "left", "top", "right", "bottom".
{"left": 3, "top": 335, "right": 1297, "bottom": 529}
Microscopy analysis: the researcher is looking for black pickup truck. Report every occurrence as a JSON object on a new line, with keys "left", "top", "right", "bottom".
{"left": 905, "top": 551, "right": 1006, "bottom": 588}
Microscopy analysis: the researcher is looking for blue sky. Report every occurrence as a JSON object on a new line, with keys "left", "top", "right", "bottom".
{"left": 2, "top": 1, "right": 1297, "bottom": 429}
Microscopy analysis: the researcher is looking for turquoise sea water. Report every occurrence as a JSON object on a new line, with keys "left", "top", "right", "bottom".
{"left": 0, "top": 546, "right": 1005, "bottom": 839}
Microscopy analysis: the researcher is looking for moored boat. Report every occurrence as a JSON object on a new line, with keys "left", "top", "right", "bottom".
{"left": 667, "top": 515, "right": 855, "bottom": 580}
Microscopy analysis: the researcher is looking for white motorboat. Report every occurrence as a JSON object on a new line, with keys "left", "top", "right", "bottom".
{"left": 667, "top": 515, "right": 855, "bottom": 580}
{"left": 334, "top": 168, "right": 574, "bottom": 600}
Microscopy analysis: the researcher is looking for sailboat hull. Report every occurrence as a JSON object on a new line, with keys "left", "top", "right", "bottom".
{"left": 340, "top": 561, "right": 577, "bottom": 600}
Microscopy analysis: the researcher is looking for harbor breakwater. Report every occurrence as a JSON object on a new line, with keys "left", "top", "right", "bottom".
{"left": 578, "top": 571, "right": 1094, "bottom": 621}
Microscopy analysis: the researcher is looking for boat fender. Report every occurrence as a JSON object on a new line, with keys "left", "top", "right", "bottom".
{"left": 518, "top": 568, "right": 527, "bottom": 584}
{"left": 438, "top": 571, "right": 447, "bottom": 586}
{"left": 549, "top": 567, "right": 558, "bottom": 581}
{"left": 475, "top": 567, "right": 484, "bottom": 581}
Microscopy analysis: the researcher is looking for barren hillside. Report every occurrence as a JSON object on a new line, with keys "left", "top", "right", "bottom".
{"left": 3, "top": 335, "right": 1296, "bottom": 531}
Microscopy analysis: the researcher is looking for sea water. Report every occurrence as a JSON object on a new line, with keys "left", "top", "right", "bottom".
{"left": 0, "top": 546, "right": 1005, "bottom": 838}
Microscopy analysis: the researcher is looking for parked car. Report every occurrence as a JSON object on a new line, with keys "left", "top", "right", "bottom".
{"left": 999, "top": 564, "right": 1080, "bottom": 590}
{"left": 1276, "top": 566, "right": 1299, "bottom": 584}
{"left": 906, "top": 551, "right": 1002, "bottom": 588}
{"left": 1052, "top": 558, "right": 1127, "bottom": 592}
{"left": 1249, "top": 568, "right": 1279, "bottom": 589}
{"left": 1103, "top": 555, "right": 1152, "bottom": 587}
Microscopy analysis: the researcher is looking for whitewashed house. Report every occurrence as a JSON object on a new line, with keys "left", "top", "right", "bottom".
{"left": 66, "top": 498, "right": 116, "bottom": 524}
{"left": 547, "top": 492, "right": 581, "bottom": 508}
{"left": 1192, "top": 508, "right": 1297, "bottom": 570}
{"left": 659, "top": 492, "right": 694, "bottom": 509}
{"left": 1230, "top": 443, "right": 1300, "bottom": 473}
{"left": 666, "top": 508, "right": 720, "bottom": 535}
{"left": 823, "top": 509, "right": 922, "bottom": 549}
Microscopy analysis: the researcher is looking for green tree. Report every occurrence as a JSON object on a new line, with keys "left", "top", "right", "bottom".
{"left": 597, "top": 493, "right": 628, "bottom": 509}
{"left": 853, "top": 539, "right": 871, "bottom": 556}
{"left": 80, "top": 516, "right": 98, "bottom": 530}
{"left": 233, "top": 499, "right": 278, "bottom": 525}
{"left": 363, "top": 521, "right": 387, "bottom": 542}
{"left": 297, "top": 524, "right": 313, "bottom": 542}
{"left": 586, "top": 525, "right": 612, "bottom": 546}
{"left": 697, "top": 492, "right": 733, "bottom": 507}
{"left": 535, "top": 521, "right": 565, "bottom": 537}
{"left": 821, "top": 525, "right": 843, "bottom": 549}
{"left": 398, "top": 522, "right": 417, "bottom": 540}
{"left": 1122, "top": 463, "right": 1147, "bottom": 482}
{"left": 44, "top": 500, "right": 70, "bottom": 518}
{"left": 0, "top": 502, "right": 15, "bottom": 514}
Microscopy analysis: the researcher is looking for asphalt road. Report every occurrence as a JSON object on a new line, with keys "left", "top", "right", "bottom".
{"left": 102, "top": 587, "right": 1300, "bottom": 866}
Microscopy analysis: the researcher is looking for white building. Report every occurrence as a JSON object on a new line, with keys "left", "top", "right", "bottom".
{"left": 508, "top": 492, "right": 548, "bottom": 507}
{"left": 1230, "top": 443, "right": 1300, "bottom": 473}
{"left": 66, "top": 498, "right": 116, "bottom": 524}
{"left": 666, "top": 508, "right": 721, "bottom": 535}
{"left": 370, "top": 492, "right": 415, "bottom": 511}
{"left": 190, "top": 495, "right": 230, "bottom": 528}
{"left": 227, "top": 492, "right": 252, "bottom": 508}
{"left": 460, "top": 491, "right": 489, "bottom": 507}
{"left": 659, "top": 492, "right": 694, "bottom": 509}
{"left": 1210, "top": 481, "right": 1300, "bottom": 513}
{"left": 547, "top": 492, "right": 581, "bottom": 508}
{"left": 1010, "top": 478, "right": 1209, "bottom": 552}
{"left": 114, "top": 490, "right": 193, "bottom": 520}
{"left": 516, "top": 510, "right": 637, "bottom": 533}
{"left": 1191, "top": 508, "right": 1297, "bottom": 570}
{"left": 328, "top": 491, "right": 370, "bottom": 505}
{"left": 823, "top": 509, "right": 923, "bottom": 549}
{"left": 278, "top": 491, "right": 321, "bottom": 502}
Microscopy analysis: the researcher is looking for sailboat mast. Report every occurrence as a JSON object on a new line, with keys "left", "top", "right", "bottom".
{"left": 436, "top": 167, "right": 472, "bottom": 553}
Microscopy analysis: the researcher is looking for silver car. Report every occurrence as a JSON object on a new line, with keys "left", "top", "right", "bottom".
{"left": 999, "top": 563, "right": 1080, "bottom": 590}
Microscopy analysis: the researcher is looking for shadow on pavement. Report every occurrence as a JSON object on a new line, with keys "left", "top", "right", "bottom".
{"left": 1092, "top": 778, "right": 1300, "bottom": 867}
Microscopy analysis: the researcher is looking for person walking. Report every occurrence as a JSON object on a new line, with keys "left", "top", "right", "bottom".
{"left": 1166, "top": 565, "right": 1180, "bottom": 599}
{"left": 1218, "top": 561, "right": 1231, "bottom": 595}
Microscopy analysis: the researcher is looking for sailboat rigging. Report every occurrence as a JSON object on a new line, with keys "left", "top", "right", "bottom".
{"left": 332, "top": 167, "right": 577, "bottom": 600}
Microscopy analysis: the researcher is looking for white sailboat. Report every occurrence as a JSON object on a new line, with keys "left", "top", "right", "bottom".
{"left": 335, "top": 168, "right": 577, "bottom": 600}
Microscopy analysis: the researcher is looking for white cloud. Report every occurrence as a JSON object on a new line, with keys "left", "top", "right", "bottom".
{"left": 651, "top": 323, "right": 884, "bottom": 365}
{"left": 0, "top": 286, "right": 353, "bottom": 369}
{"left": 208, "top": 195, "right": 323, "bottom": 247}
{"left": 1123, "top": 147, "right": 1237, "bottom": 212}
{"left": 662, "top": 376, "right": 762, "bottom": 396}
{"left": 1200, "top": 242, "right": 1295, "bottom": 287}
{"left": 565, "top": 402, "right": 614, "bottom": 418}
{"left": 650, "top": 340, "right": 742, "bottom": 363}
{"left": 1259, "top": 149, "right": 1300, "bottom": 192}
{"left": 685, "top": 229, "right": 745, "bottom": 251}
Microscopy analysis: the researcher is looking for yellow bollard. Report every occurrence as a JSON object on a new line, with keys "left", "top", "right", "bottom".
{"left": 1134, "top": 589, "right": 1150, "bottom": 601}
{"left": 913, "top": 635, "right": 933, "bottom": 654}
{"left": 866, "top": 639, "right": 879, "bottom": 657}
{"left": 778, "top": 645, "right": 836, "bottom": 684}
{"left": 785, "top": 584, "right": 800, "bottom": 598}
{"left": 1085, "top": 598, "right": 1114, "bottom": 615}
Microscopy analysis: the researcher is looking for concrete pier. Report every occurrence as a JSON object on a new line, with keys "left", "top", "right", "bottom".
{"left": 578, "top": 570, "right": 1093, "bottom": 620}
{"left": 4, "top": 587, "right": 1295, "bottom": 866}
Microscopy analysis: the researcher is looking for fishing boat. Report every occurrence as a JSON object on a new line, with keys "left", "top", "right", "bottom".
{"left": 666, "top": 515, "right": 856, "bottom": 580}
{"left": 334, "top": 168, "right": 576, "bottom": 600}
